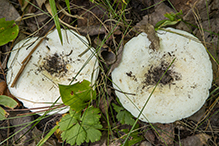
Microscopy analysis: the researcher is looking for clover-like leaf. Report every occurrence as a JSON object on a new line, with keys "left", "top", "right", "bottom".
{"left": 0, "top": 18, "right": 19, "bottom": 46}
{"left": 59, "top": 106, "right": 102, "bottom": 145}
{"left": 59, "top": 80, "right": 96, "bottom": 112}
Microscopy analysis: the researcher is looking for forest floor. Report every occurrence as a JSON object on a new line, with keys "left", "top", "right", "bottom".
{"left": 0, "top": 0, "right": 219, "bottom": 145}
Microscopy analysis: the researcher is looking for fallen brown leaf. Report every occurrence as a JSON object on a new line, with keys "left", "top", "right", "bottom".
{"left": 144, "top": 128, "right": 156, "bottom": 144}
{"left": 154, "top": 123, "right": 175, "bottom": 145}
{"left": 108, "top": 42, "right": 124, "bottom": 75}
{"left": 0, "top": 80, "right": 7, "bottom": 95}
{"left": 177, "top": 133, "right": 211, "bottom": 146}
{"left": 36, "top": 0, "right": 46, "bottom": 8}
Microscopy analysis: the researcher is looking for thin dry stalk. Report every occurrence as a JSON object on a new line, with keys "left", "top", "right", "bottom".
{"left": 10, "top": 56, "right": 32, "bottom": 87}
{"left": 190, "top": 3, "right": 206, "bottom": 47}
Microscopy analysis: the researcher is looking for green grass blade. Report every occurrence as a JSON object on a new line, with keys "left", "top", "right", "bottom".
{"left": 49, "top": 0, "right": 63, "bottom": 44}
{"left": 65, "top": 0, "right": 71, "bottom": 14}
{"left": 36, "top": 125, "right": 59, "bottom": 146}
{"left": 122, "top": 58, "right": 176, "bottom": 146}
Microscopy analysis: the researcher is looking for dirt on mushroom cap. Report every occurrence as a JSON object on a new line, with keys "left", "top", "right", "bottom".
{"left": 6, "top": 29, "right": 99, "bottom": 115}
{"left": 112, "top": 27, "right": 213, "bottom": 123}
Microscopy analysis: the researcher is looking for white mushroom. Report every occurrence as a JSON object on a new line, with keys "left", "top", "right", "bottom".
{"left": 7, "top": 29, "right": 99, "bottom": 115}
{"left": 112, "top": 27, "right": 212, "bottom": 123}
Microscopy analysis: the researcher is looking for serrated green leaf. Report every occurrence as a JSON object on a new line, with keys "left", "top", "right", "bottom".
{"left": 117, "top": 110, "right": 135, "bottom": 125}
{"left": 81, "top": 107, "right": 101, "bottom": 126}
{"left": 0, "top": 18, "right": 19, "bottom": 46}
{"left": 62, "top": 123, "right": 85, "bottom": 145}
{"left": 112, "top": 103, "right": 123, "bottom": 113}
{"left": 59, "top": 80, "right": 96, "bottom": 112}
{"left": 59, "top": 113, "right": 79, "bottom": 131}
{"left": 59, "top": 106, "right": 102, "bottom": 146}
{"left": 112, "top": 103, "right": 135, "bottom": 125}
{"left": 49, "top": 0, "right": 63, "bottom": 45}
{"left": 0, "top": 95, "right": 18, "bottom": 109}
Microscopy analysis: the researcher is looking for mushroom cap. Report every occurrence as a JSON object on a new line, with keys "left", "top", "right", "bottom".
{"left": 112, "top": 27, "right": 213, "bottom": 123}
{"left": 7, "top": 29, "right": 99, "bottom": 115}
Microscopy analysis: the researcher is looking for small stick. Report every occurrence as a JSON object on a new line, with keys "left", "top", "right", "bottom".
{"left": 10, "top": 56, "right": 32, "bottom": 87}
{"left": 12, "top": 13, "right": 64, "bottom": 86}
{"left": 21, "top": 38, "right": 44, "bottom": 64}
{"left": 21, "top": 14, "right": 65, "bottom": 64}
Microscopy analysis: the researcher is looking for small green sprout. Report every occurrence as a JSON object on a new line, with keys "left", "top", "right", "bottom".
{"left": 155, "top": 10, "right": 183, "bottom": 31}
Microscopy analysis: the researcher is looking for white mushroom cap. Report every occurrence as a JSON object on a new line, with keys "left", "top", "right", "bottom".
{"left": 7, "top": 29, "right": 99, "bottom": 115}
{"left": 112, "top": 27, "right": 212, "bottom": 123}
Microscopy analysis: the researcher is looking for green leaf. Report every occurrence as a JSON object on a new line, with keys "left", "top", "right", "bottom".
{"left": 0, "top": 18, "right": 19, "bottom": 46}
{"left": 155, "top": 10, "right": 183, "bottom": 31}
{"left": 49, "top": 0, "right": 63, "bottom": 45}
{"left": 155, "top": 19, "right": 181, "bottom": 31}
{"left": 59, "top": 80, "right": 96, "bottom": 112}
{"left": 0, "top": 95, "right": 18, "bottom": 109}
{"left": 0, "top": 107, "right": 8, "bottom": 120}
{"left": 59, "top": 110, "right": 81, "bottom": 131}
{"left": 59, "top": 106, "right": 102, "bottom": 145}
{"left": 164, "top": 12, "right": 175, "bottom": 21}
{"left": 0, "top": 95, "right": 18, "bottom": 120}
{"left": 112, "top": 103, "right": 135, "bottom": 125}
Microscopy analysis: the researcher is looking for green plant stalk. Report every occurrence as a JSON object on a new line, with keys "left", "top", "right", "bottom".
{"left": 122, "top": 58, "right": 176, "bottom": 146}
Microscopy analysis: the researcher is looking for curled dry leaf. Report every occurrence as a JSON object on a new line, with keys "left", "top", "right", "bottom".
{"left": 108, "top": 42, "right": 124, "bottom": 75}
{"left": 0, "top": 80, "right": 7, "bottom": 95}
{"left": 134, "top": 23, "right": 160, "bottom": 51}
{"left": 99, "top": 47, "right": 116, "bottom": 65}
{"left": 94, "top": 37, "right": 116, "bottom": 65}
{"left": 36, "top": 0, "right": 46, "bottom": 8}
